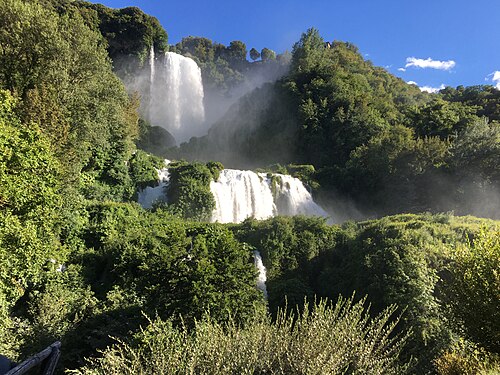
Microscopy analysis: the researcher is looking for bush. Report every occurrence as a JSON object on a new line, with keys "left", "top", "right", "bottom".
{"left": 128, "top": 150, "right": 163, "bottom": 191}
{"left": 166, "top": 161, "right": 219, "bottom": 220}
{"left": 434, "top": 340, "right": 500, "bottom": 375}
{"left": 445, "top": 228, "right": 500, "bottom": 352}
{"left": 75, "top": 296, "right": 411, "bottom": 374}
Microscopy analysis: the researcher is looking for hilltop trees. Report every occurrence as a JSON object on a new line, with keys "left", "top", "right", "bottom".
{"left": 226, "top": 40, "right": 247, "bottom": 62}
{"left": 290, "top": 27, "right": 327, "bottom": 71}
{"left": 171, "top": 36, "right": 290, "bottom": 96}
{"left": 0, "top": 0, "right": 144, "bottom": 203}
{"left": 261, "top": 47, "right": 276, "bottom": 61}
{"left": 249, "top": 47, "right": 260, "bottom": 61}
{"left": 78, "top": 4, "right": 168, "bottom": 60}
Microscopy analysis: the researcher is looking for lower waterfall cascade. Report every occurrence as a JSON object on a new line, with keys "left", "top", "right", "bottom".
{"left": 253, "top": 250, "right": 268, "bottom": 299}
{"left": 137, "top": 163, "right": 329, "bottom": 299}
{"left": 210, "top": 169, "right": 329, "bottom": 223}
{"left": 138, "top": 163, "right": 329, "bottom": 223}
{"left": 137, "top": 160, "right": 171, "bottom": 209}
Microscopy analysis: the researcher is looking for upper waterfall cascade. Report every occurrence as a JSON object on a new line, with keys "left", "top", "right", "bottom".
{"left": 138, "top": 164, "right": 329, "bottom": 223}
{"left": 144, "top": 50, "right": 206, "bottom": 143}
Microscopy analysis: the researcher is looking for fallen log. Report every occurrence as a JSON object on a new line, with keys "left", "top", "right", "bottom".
{"left": 5, "top": 342, "right": 60, "bottom": 375}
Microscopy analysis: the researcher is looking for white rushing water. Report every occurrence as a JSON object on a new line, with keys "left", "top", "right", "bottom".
{"left": 253, "top": 250, "right": 268, "bottom": 299}
{"left": 138, "top": 165, "right": 328, "bottom": 301}
{"left": 139, "top": 166, "right": 329, "bottom": 222}
{"left": 148, "top": 45, "right": 155, "bottom": 114}
{"left": 274, "top": 174, "right": 330, "bottom": 217}
{"left": 137, "top": 160, "right": 170, "bottom": 209}
{"left": 210, "top": 169, "right": 329, "bottom": 224}
{"left": 210, "top": 170, "right": 275, "bottom": 223}
{"left": 145, "top": 50, "right": 205, "bottom": 143}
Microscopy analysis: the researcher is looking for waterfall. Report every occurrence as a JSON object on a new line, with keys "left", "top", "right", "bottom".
{"left": 210, "top": 169, "right": 328, "bottom": 224}
{"left": 138, "top": 166, "right": 329, "bottom": 222}
{"left": 149, "top": 44, "right": 155, "bottom": 99}
{"left": 144, "top": 50, "right": 205, "bottom": 143}
{"left": 274, "top": 174, "right": 329, "bottom": 217}
{"left": 138, "top": 165, "right": 328, "bottom": 301}
{"left": 253, "top": 250, "right": 268, "bottom": 299}
{"left": 137, "top": 160, "right": 170, "bottom": 209}
{"left": 210, "top": 170, "right": 276, "bottom": 223}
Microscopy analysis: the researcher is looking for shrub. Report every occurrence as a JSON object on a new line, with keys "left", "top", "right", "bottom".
{"left": 434, "top": 340, "right": 500, "bottom": 375}
{"left": 75, "top": 296, "right": 411, "bottom": 374}
{"left": 445, "top": 228, "right": 500, "bottom": 352}
{"left": 166, "top": 161, "right": 218, "bottom": 220}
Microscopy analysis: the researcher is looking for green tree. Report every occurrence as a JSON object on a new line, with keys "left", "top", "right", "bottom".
{"left": 128, "top": 149, "right": 163, "bottom": 191}
{"left": 261, "top": 47, "right": 276, "bottom": 61}
{"left": 249, "top": 47, "right": 260, "bottom": 61}
{"left": 0, "top": 90, "right": 63, "bottom": 355}
{"left": 343, "top": 125, "right": 449, "bottom": 211}
{"left": 441, "top": 85, "right": 500, "bottom": 122}
{"left": 165, "top": 161, "right": 220, "bottom": 220}
{"left": 226, "top": 40, "right": 247, "bottom": 61}
{"left": 0, "top": 0, "right": 140, "bottom": 202}
{"left": 290, "top": 27, "right": 327, "bottom": 72}
{"left": 81, "top": 204, "right": 264, "bottom": 326}
{"left": 406, "top": 97, "right": 478, "bottom": 139}
{"left": 174, "top": 36, "right": 215, "bottom": 63}
{"left": 449, "top": 117, "right": 500, "bottom": 181}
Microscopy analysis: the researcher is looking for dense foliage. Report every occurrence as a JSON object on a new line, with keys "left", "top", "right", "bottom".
{"left": 76, "top": 297, "right": 411, "bottom": 375}
{"left": 233, "top": 214, "right": 500, "bottom": 373}
{"left": 173, "top": 28, "right": 500, "bottom": 219}
{"left": 4, "top": 203, "right": 265, "bottom": 370}
{"left": 76, "top": 2, "right": 168, "bottom": 60}
{"left": 165, "top": 160, "right": 223, "bottom": 220}
{"left": 0, "top": 0, "right": 149, "bottom": 204}
{"left": 0, "top": 90, "right": 63, "bottom": 357}
{"left": 445, "top": 228, "right": 500, "bottom": 353}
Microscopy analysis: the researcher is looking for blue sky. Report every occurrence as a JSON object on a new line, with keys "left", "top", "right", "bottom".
{"left": 92, "top": 0, "right": 500, "bottom": 92}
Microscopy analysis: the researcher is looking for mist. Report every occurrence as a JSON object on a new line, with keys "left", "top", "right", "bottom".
{"left": 119, "top": 45, "right": 499, "bottom": 224}
{"left": 120, "top": 46, "right": 290, "bottom": 147}
{"left": 122, "top": 48, "right": 207, "bottom": 144}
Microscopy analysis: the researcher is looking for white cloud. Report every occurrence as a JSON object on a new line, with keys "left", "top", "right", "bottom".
{"left": 419, "top": 84, "right": 446, "bottom": 93}
{"left": 405, "top": 80, "right": 444, "bottom": 93}
{"left": 491, "top": 71, "right": 500, "bottom": 89}
{"left": 398, "top": 67, "right": 406, "bottom": 72}
{"left": 405, "top": 57, "right": 456, "bottom": 71}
